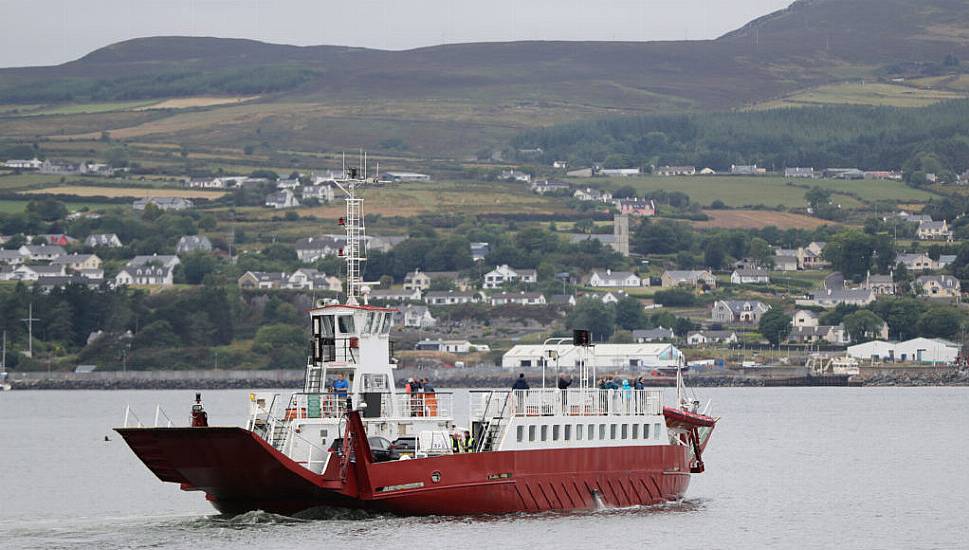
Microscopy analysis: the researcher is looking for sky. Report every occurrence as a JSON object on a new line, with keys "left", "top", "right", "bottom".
{"left": 0, "top": 0, "right": 794, "bottom": 68}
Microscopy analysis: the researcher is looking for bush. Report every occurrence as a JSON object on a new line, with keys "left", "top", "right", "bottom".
{"left": 653, "top": 289, "right": 697, "bottom": 307}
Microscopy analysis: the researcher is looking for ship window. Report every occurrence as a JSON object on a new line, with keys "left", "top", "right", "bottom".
{"left": 599, "top": 424, "right": 606, "bottom": 440}
{"left": 516, "top": 426, "right": 524, "bottom": 442}
{"left": 643, "top": 424, "right": 650, "bottom": 439}
{"left": 337, "top": 315, "right": 355, "bottom": 335}
{"left": 587, "top": 424, "right": 594, "bottom": 440}
{"left": 319, "top": 315, "right": 335, "bottom": 338}
{"left": 621, "top": 424, "right": 628, "bottom": 439}
{"left": 520, "top": 360, "right": 532, "bottom": 367}
{"left": 363, "top": 312, "right": 376, "bottom": 335}
{"left": 564, "top": 424, "right": 572, "bottom": 441}
{"left": 541, "top": 425, "right": 548, "bottom": 441}
{"left": 313, "top": 316, "right": 321, "bottom": 336}
{"left": 576, "top": 424, "right": 584, "bottom": 441}
{"left": 528, "top": 425, "right": 536, "bottom": 442}
{"left": 632, "top": 424, "right": 639, "bottom": 439}
{"left": 381, "top": 313, "right": 393, "bottom": 334}
{"left": 654, "top": 423, "right": 661, "bottom": 439}
{"left": 552, "top": 425, "right": 560, "bottom": 441}
{"left": 610, "top": 424, "right": 617, "bottom": 439}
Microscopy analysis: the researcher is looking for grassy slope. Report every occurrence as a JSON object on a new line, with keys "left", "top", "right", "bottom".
{"left": 1, "top": 0, "right": 968, "bottom": 157}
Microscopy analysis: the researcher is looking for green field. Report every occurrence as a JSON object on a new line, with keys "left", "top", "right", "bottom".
{"left": 1, "top": 100, "right": 157, "bottom": 117}
{"left": 588, "top": 176, "right": 937, "bottom": 208}
{"left": 752, "top": 82, "right": 966, "bottom": 109}
{"left": 0, "top": 199, "right": 115, "bottom": 214}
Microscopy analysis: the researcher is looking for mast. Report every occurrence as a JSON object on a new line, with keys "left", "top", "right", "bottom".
{"left": 331, "top": 157, "right": 372, "bottom": 305}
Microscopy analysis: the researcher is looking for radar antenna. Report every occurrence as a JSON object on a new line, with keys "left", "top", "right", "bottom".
{"left": 331, "top": 155, "right": 377, "bottom": 305}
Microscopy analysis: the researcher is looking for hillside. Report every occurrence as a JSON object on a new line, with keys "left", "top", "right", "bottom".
{"left": 1, "top": 0, "right": 968, "bottom": 158}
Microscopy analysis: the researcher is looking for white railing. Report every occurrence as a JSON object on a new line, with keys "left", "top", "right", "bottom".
{"left": 123, "top": 403, "right": 178, "bottom": 428}
{"left": 285, "top": 393, "right": 349, "bottom": 420}
{"left": 382, "top": 392, "right": 453, "bottom": 418}
{"left": 470, "top": 389, "right": 662, "bottom": 420}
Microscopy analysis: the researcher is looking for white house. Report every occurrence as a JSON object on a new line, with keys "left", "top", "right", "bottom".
{"left": 0, "top": 250, "right": 25, "bottom": 266}
{"left": 404, "top": 270, "right": 433, "bottom": 291}
{"left": 3, "top": 158, "right": 43, "bottom": 170}
{"left": 176, "top": 235, "right": 213, "bottom": 254}
{"left": 425, "top": 291, "right": 482, "bottom": 306}
{"left": 730, "top": 269, "right": 770, "bottom": 285}
{"left": 370, "top": 288, "right": 422, "bottom": 302}
{"left": 655, "top": 165, "right": 696, "bottom": 176}
{"left": 84, "top": 233, "right": 123, "bottom": 248}
{"left": 587, "top": 269, "right": 643, "bottom": 288}
{"left": 915, "top": 275, "right": 961, "bottom": 298}
{"left": 489, "top": 292, "right": 547, "bottom": 306}
{"left": 792, "top": 310, "right": 820, "bottom": 328}
{"left": 383, "top": 172, "right": 431, "bottom": 182}
{"left": 797, "top": 288, "right": 876, "bottom": 309}
{"left": 416, "top": 339, "right": 473, "bottom": 353}
{"left": 133, "top": 197, "right": 193, "bottom": 211}
{"left": 302, "top": 184, "right": 335, "bottom": 202}
{"left": 848, "top": 338, "right": 960, "bottom": 364}
{"left": 686, "top": 331, "right": 739, "bottom": 346}
{"left": 661, "top": 270, "right": 717, "bottom": 289}
{"left": 710, "top": 300, "right": 770, "bottom": 323}
{"left": 916, "top": 220, "right": 953, "bottom": 241}
{"left": 397, "top": 305, "right": 436, "bottom": 329}
{"left": 483, "top": 265, "right": 537, "bottom": 289}
{"left": 896, "top": 253, "right": 937, "bottom": 272}
{"left": 115, "top": 264, "right": 175, "bottom": 286}
{"left": 295, "top": 236, "right": 343, "bottom": 263}
{"left": 128, "top": 254, "right": 181, "bottom": 270}
{"left": 19, "top": 245, "right": 65, "bottom": 261}
{"left": 500, "top": 170, "right": 532, "bottom": 183}
{"left": 502, "top": 343, "right": 684, "bottom": 369}
{"left": 51, "top": 253, "right": 102, "bottom": 271}
{"left": 265, "top": 190, "right": 300, "bottom": 209}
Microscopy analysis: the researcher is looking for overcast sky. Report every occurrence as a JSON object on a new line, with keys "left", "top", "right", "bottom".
{"left": 0, "top": 0, "right": 794, "bottom": 68}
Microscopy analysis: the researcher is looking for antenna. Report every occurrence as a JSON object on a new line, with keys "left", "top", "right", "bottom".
{"left": 331, "top": 154, "right": 369, "bottom": 305}
{"left": 20, "top": 303, "right": 38, "bottom": 358}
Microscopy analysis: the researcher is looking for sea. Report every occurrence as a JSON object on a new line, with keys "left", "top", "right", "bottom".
{"left": 1, "top": 387, "right": 967, "bottom": 550}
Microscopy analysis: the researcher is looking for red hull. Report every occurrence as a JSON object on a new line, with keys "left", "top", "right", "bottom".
{"left": 117, "top": 427, "right": 694, "bottom": 516}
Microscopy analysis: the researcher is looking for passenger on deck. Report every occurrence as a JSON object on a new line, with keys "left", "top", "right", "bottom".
{"left": 422, "top": 378, "right": 438, "bottom": 416}
{"left": 557, "top": 373, "right": 573, "bottom": 390}
{"left": 634, "top": 377, "right": 646, "bottom": 390}
{"left": 464, "top": 430, "right": 476, "bottom": 453}
{"left": 511, "top": 373, "right": 530, "bottom": 390}
{"left": 332, "top": 373, "right": 349, "bottom": 398}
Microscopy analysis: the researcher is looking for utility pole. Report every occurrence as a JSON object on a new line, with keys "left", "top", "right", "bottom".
{"left": 20, "top": 303, "right": 38, "bottom": 358}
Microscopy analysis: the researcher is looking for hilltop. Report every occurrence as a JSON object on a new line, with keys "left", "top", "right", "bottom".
{"left": 0, "top": 0, "right": 968, "bottom": 157}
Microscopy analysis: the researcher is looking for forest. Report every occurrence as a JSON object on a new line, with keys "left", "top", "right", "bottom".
{"left": 512, "top": 100, "right": 969, "bottom": 184}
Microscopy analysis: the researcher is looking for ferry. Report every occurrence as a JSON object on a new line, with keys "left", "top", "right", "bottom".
{"left": 116, "top": 166, "right": 718, "bottom": 516}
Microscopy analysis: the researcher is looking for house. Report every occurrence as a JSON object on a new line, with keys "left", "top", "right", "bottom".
{"left": 415, "top": 339, "right": 473, "bottom": 353}
{"left": 370, "top": 288, "right": 422, "bottom": 302}
{"left": 614, "top": 199, "right": 656, "bottom": 217}
{"left": 483, "top": 265, "right": 536, "bottom": 289}
{"left": 287, "top": 268, "right": 342, "bottom": 292}
{"left": 128, "top": 254, "right": 181, "bottom": 270}
{"left": 33, "top": 275, "right": 102, "bottom": 291}
{"left": 76, "top": 268, "right": 104, "bottom": 280}
{"left": 382, "top": 172, "right": 431, "bottom": 182}
{"left": 552, "top": 160, "right": 569, "bottom": 169}
{"left": 36, "top": 234, "right": 76, "bottom": 246}
{"left": 423, "top": 271, "right": 472, "bottom": 292}
{"left": 51, "top": 253, "right": 102, "bottom": 271}
{"left": 661, "top": 270, "right": 717, "bottom": 289}
{"left": 730, "top": 269, "right": 770, "bottom": 285}
{"left": 425, "top": 291, "right": 482, "bottom": 306}
{"left": 301, "top": 184, "right": 335, "bottom": 202}
{"left": 499, "top": 170, "right": 531, "bottom": 183}
{"left": 824, "top": 168, "right": 865, "bottom": 180}
{"left": 502, "top": 343, "right": 684, "bottom": 369}
{"left": 470, "top": 242, "right": 490, "bottom": 262}
{"left": 531, "top": 179, "right": 571, "bottom": 194}
{"left": 799, "top": 242, "right": 828, "bottom": 270}
{"left": 3, "top": 158, "right": 42, "bottom": 170}
{"left": 798, "top": 288, "right": 876, "bottom": 308}
{"left": 699, "top": 167, "right": 717, "bottom": 175}
{"left": 18, "top": 245, "right": 65, "bottom": 261}
{"left": 915, "top": 275, "right": 961, "bottom": 298}
{"left": 600, "top": 168, "right": 641, "bottom": 177}
{"left": 396, "top": 305, "right": 436, "bottom": 329}
{"left": 238, "top": 271, "right": 289, "bottom": 290}
{"left": 774, "top": 255, "right": 799, "bottom": 271}
{"left": 84, "top": 233, "right": 123, "bottom": 248}
{"left": 0, "top": 250, "right": 26, "bottom": 266}
{"left": 896, "top": 253, "right": 937, "bottom": 272}
{"left": 295, "top": 236, "right": 343, "bottom": 263}
{"left": 863, "top": 272, "right": 896, "bottom": 296}
{"left": 548, "top": 294, "right": 577, "bottom": 307}
{"left": 916, "top": 220, "right": 953, "bottom": 241}
{"left": 265, "top": 190, "right": 300, "bottom": 209}
{"left": 275, "top": 178, "right": 301, "bottom": 190}
{"left": 633, "top": 328, "right": 675, "bottom": 343}
{"left": 12, "top": 264, "right": 66, "bottom": 281}
{"left": 792, "top": 310, "right": 820, "bottom": 328}
{"left": 710, "top": 300, "right": 771, "bottom": 324}
{"left": 686, "top": 331, "right": 738, "bottom": 346}
{"left": 898, "top": 212, "right": 933, "bottom": 224}
{"left": 403, "top": 270, "right": 433, "bottom": 291}
{"left": 566, "top": 168, "right": 595, "bottom": 178}
{"left": 489, "top": 292, "right": 547, "bottom": 306}
{"left": 655, "top": 166, "right": 696, "bottom": 177}
{"left": 784, "top": 167, "right": 816, "bottom": 178}
{"left": 864, "top": 170, "right": 903, "bottom": 180}
{"left": 848, "top": 338, "right": 960, "bottom": 364}
{"left": 730, "top": 164, "right": 766, "bottom": 175}
{"left": 788, "top": 325, "right": 849, "bottom": 345}
{"left": 115, "top": 264, "right": 175, "bottom": 286}
{"left": 132, "top": 197, "right": 193, "bottom": 211}
{"left": 587, "top": 269, "right": 643, "bottom": 288}
{"left": 573, "top": 188, "right": 613, "bottom": 203}
{"left": 176, "top": 236, "right": 212, "bottom": 255}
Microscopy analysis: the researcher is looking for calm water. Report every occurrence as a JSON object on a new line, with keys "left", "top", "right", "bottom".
{"left": 1, "top": 387, "right": 967, "bottom": 549}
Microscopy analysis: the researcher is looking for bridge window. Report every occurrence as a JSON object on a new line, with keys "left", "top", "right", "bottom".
{"left": 643, "top": 424, "right": 650, "bottom": 439}
{"left": 576, "top": 424, "right": 583, "bottom": 441}
{"left": 552, "top": 425, "right": 560, "bottom": 441}
{"left": 587, "top": 424, "right": 595, "bottom": 440}
{"left": 610, "top": 424, "right": 617, "bottom": 439}
{"left": 541, "top": 425, "right": 548, "bottom": 441}
{"left": 318, "top": 315, "right": 334, "bottom": 338}
{"left": 337, "top": 315, "right": 355, "bottom": 335}
{"left": 621, "top": 424, "right": 628, "bottom": 439}
{"left": 516, "top": 426, "right": 524, "bottom": 443}
{"left": 528, "top": 425, "right": 536, "bottom": 442}
{"left": 564, "top": 424, "right": 572, "bottom": 441}
{"left": 632, "top": 424, "right": 639, "bottom": 439}
{"left": 653, "top": 423, "right": 661, "bottom": 438}
{"left": 599, "top": 424, "right": 606, "bottom": 440}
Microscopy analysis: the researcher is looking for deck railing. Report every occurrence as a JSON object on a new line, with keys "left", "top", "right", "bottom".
{"left": 471, "top": 388, "right": 662, "bottom": 421}
{"left": 381, "top": 392, "right": 453, "bottom": 418}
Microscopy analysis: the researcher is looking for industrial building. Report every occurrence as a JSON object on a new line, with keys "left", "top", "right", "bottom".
{"left": 847, "top": 338, "right": 961, "bottom": 364}
{"left": 501, "top": 343, "right": 684, "bottom": 370}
